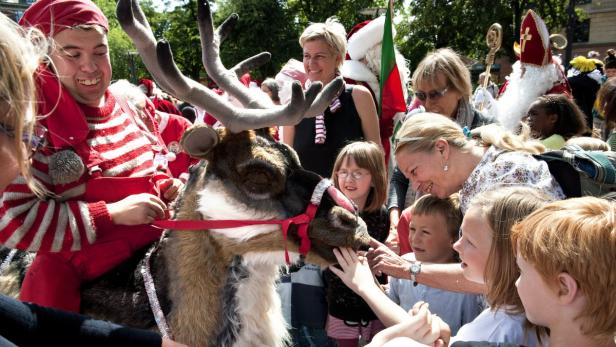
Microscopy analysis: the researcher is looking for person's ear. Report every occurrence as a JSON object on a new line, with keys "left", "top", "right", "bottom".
{"left": 557, "top": 272, "right": 579, "bottom": 305}
{"left": 547, "top": 113, "right": 558, "bottom": 125}
{"left": 434, "top": 139, "right": 449, "bottom": 158}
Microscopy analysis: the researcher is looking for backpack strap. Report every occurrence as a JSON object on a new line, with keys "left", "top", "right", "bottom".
{"left": 563, "top": 145, "right": 616, "bottom": 184}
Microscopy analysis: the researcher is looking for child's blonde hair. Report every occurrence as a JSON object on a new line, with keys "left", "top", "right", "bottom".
{"left": 395, "top": 113, "right": 545, "bottom": 157}
{"left": 468, "top": 186, "right": 553, "bottom": 313}
{"left": 512, "top": 197, "right": 616, "bottom": 337}
{"left": 0, "top": 13, "right": 48, "bottom": 197}
{"left": 565, "top": 136, "right": 609, "bottom": 151}
{"left": 299, "top": 17, "right": 347, "bottom": 69}
{"left": 410, "top": 193, "right": 462, "bottom": 240}
{"left": 331, "top": 141, "right": 387, "bottom": 213}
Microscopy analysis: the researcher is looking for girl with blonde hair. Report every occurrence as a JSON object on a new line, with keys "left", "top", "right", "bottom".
{"left": 330, "top": 187, "right": 552, "bottom": 346}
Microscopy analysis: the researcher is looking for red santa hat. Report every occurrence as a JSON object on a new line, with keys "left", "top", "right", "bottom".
{"left": 347, "top": 16, "right": 390, "bottom": 61}
{"left": 519, "top": 10, "right": 552, "bottom": 67}
{"left": 19, "top": 0, "right": 108, "bottom": 37}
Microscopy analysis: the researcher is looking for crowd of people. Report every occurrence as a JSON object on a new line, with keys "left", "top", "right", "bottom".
{"left": 0, "top": 0, "right": 615, "bottom": 347}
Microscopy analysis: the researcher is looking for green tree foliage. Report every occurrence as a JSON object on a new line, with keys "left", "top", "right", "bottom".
{"left": 396, "top": 0, "right": 574, "bottom": 72}
{"left": 213, "top": 0, "right": 300, "bottom": 80}
{"left": 287, "top": 0, "right": 379, "bottom": 32}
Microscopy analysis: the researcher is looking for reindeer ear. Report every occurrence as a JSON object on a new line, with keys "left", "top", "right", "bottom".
{"left": 181, "top": 124, "right": 220, "bottom": 158}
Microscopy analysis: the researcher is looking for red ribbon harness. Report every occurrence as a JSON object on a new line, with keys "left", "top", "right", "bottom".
{"left": 152, "top": 178, "right": 357, "bottom": 264}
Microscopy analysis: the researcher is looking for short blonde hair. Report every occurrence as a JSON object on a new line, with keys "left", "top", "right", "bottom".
{"left": 469, "top": 186, "right": 553, "bottom": 313}
{"left": 331, "top": 141, "right": 387, "bottom": 213}
{"left": 412, "top": 48, "right": 472, "bottom": 99}
{"left": 299, "top": 17, "right": 347, "bottom": 69}
{"left": 410, "top": 194, "right": 462, "bottom": 239}
{"left": 512, "top": 197, "right": 616, "bottom": 337}
{"left": 0, "top": 13, "right": 48, "bottom": 196}
{"left": 565, "top": 136, "right": 609, "bottom": 151}
{"left": 395, "top": 113, "right": 545, "bottom": 156}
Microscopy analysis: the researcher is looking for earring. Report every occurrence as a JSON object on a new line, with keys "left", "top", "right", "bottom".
{"left": 443, "top": 163, "right": 449, "bottom": 172}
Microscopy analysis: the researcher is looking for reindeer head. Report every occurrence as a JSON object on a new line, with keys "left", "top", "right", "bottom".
{"left": 117, "top": 0, "right": 366, "bottom": 264}
{"left": 179, "top": 125, "right": 370, "bottom": 265}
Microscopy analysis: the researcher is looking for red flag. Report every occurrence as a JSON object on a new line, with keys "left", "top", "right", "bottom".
{"left": 379, "top": 0, "right": 407, "bottom": 160}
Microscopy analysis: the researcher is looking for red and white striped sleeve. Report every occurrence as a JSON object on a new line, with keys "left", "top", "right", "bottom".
{"left": 0, "top": 153, "right": 113, "bottom": 253}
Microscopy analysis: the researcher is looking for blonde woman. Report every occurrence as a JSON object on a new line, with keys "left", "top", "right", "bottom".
{"left": 366, "top": 112, "right": 565, "bottom": 295}
{"left": 387, "top": 48, "right": 495, "bottom": 255}
{"left": 282, "top": 18, "right": 381, "bottom": 178}
{"left": 0, "top": 12, "right": 183, "bottom": 347}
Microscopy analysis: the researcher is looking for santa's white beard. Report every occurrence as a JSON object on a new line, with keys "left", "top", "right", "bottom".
{"left": 496, "top": 61, "right": 561, "bottom": 131}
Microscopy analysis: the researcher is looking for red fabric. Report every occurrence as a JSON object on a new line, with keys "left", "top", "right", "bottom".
{"left": 18, "top": 0, "right": 108, "bottom": 37}
{"left": 519, "top": 10, "right": 551, "bottom": 67}
{"left": 396, "top": 207, "right": 413, "bottom": 255}
{"left": 158, "top": 112, "right": 198, "bottom": 179}
{"left": 20, "top": 175, "right": 166, "bottom": 312}
{"left": 34, "top": 67, "right": 90, "bottom": 148}
{"left": 154, "top": 97, "right": 181, "bottom": 115}
{"left": 139, "top": 78, "right": 155, "bottom": 96}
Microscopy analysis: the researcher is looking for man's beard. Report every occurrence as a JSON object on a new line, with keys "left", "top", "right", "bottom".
{"left": 496, "top": 61, "right": 561, "bottom": 132}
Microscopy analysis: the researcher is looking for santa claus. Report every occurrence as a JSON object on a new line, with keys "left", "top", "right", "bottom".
{"left": 340, "top": 16, "right": 410, "bottom": 162}
{"left": 494, "top": 9, "right": 571, "bottom": 132}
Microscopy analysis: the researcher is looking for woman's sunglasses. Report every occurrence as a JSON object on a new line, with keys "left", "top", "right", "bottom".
{"left": 414, "top": 87, "right": 449, "bottom": 102}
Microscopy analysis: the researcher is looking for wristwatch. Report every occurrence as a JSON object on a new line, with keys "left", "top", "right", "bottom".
{"left": 409, "top": 261, "right": 422, "bottom": 286}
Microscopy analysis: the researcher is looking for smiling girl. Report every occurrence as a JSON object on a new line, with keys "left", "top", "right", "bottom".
{"left": 323, "top": 141, "right": 389, "bottom": 346}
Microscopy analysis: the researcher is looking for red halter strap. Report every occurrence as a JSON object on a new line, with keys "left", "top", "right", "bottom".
{"left": 152, "top": 178, "right": 338, "bottom": 264}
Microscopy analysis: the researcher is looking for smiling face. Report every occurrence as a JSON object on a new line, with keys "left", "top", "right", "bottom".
{"left": 303, "top": 39, "right": 339, "bottom": 84}
{"left": 395, "top": 146, "right": 453, "bottom": 199}
{"left": 50, "top": 27, "right": 112, "bottom": 107}
{"left": 335, "top": 156, "right": 372, "bottom": 211}
{"left": 414, "top": 73, "right": 462, "bottom": 119}
{"left": 409, "top": 213, "right": 455, "bottom": 263}
{"left": 525, "top": 100, "right": 556, "bottom": 139}
{"left": 453, "top": 206, "right": 492, "bottom": 284}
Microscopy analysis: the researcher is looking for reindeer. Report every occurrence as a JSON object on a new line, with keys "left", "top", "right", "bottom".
{"left": 1, "top": 1, "right": 372, "bottom": 346}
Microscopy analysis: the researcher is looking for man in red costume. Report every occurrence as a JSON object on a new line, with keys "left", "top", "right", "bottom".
{"left": 494, "top": 9, "right": 571, "bottom": 132}
{"left": 341, "top": 17, "right": 410, "bottom": 164}
{"left": 0, "top": 0, "right": 181, "bottom": 312}
{"left": 138, "top": 78, "right": 182, "bottom": 115}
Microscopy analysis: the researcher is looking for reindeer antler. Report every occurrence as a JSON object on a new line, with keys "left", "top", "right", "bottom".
{"left": 196, "top": 0, "right": 342, "bottom": 117}
{"left": 116, "top": 0, "right": 343, "bottom": 133}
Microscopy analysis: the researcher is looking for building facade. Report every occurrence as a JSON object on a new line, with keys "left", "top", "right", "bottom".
{"left": 574, "top": 0, "right": 616, "bottom": 59}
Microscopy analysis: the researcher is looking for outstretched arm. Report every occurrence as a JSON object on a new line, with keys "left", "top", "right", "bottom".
{"left": 328, "top": 248, "right": 409, "bottom": 327}
{"left": 367, "top": 238, "right": 486, "bottom": 294}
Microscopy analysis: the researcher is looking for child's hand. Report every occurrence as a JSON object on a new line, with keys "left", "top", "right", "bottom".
{"left": 328, "top": 247, "right": 377, "bottom": 296}
{"left": 159, "top": 178, "right": 183, "bottom": 201}
{"left": 107, "top": 193, "right": 167, "bottom": 225}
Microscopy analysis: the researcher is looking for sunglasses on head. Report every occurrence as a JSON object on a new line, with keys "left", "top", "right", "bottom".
{"left": 414, "top": 87, "right": 449, "bottom": 102}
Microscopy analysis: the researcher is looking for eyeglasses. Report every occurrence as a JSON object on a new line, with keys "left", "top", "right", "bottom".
{"left": 0, "top": 122, "right": 48, "bottom": 154}
{"left": 414, "top": 87, "right": 449, "bottom": 102}
{"left": 336, "top": 170, "right": 369, "bottom": 181}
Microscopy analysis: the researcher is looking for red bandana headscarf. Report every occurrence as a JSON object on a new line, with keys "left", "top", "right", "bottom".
{"left": 19, "top": 0, "right": 109, "bottom": 148}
